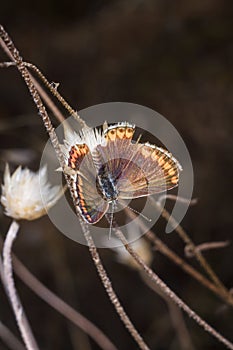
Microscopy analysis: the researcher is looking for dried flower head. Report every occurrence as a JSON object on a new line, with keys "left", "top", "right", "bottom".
{"left": 1, "top": 164, "right": 62, "bottom": 220}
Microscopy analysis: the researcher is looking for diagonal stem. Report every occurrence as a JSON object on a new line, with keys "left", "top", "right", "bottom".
{"left": 0, "top": 24, "right": 150, "bottom": 350}
{"left": 150, "top": 197, "right": 230, "bottom": 298}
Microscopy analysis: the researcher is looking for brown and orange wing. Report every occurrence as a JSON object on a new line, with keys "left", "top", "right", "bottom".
{"left": 67, "top": 143, "right": 108, "bottom": 224}
{"left": 97, "top": 122, "right": 181, "bottom": 199}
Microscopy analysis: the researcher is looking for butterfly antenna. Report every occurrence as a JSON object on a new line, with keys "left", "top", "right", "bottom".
{"left": 118, "top": 200, "right": 151, "bottom": 222}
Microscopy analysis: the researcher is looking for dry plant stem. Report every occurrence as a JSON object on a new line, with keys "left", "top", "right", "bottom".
{"left": 125, "top": 207, "right": 233, "bottom": 306}
{"left": 0, "top": 321, "right": 25, "bottom": 350}
{"left": 114, "top": 228, "right": 233, "bottom": 350}
{"left": 151, "top": 197, "right": 230, "bottom": 296}
{"left": 13, "top": 256, "right": 118, "bottom": 350}
{"left": 0, "top": 28, "right": 65, "bottom": 168}
{"left": 146, "top": 231, "right": 233, "bottom": 305}
{"left": 140, "top": 272, "right": 194, "bottom": 350}
{"left": 79, "top": 219, "right": 150, "bottom": 350}
{"left": 24, "top": 62, "right": 87, "bottom": 128}
{"left": 185, "top": 240, "right": 230, "bottom": 257}
{"left": 2, "top": 221, "right": 39, "bottom": 350}
{"left": 0, "top": 25, "right": 150, "bottom": 350}
{"left": 0, "top": 60, "right": 87, "bottom": 128}
{"left": 0, "top": 236, "right": 118, "bottom": 350}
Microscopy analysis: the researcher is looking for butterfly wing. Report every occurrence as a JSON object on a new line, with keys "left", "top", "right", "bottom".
{"left": 97, "top": 122, "right": 181, "bottom": 199}
{"left": 116, "top": 143, "right": 182, "bottom": 199}
{"left": 67, "top": 144, "right": 108, "bottom": 224}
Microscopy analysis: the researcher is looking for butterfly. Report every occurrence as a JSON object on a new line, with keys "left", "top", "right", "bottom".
{"left": 62, "top": 121, "right": 182, "bottom": 224}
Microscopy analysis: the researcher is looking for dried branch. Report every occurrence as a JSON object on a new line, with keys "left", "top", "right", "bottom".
{"left": 125, "top": 207, "right": 233, "bottom": 306}
{"left": 185, "top": 240, "right": 230, "bottom": 258}
{"left": 0, "top": 25, "right": 150, "bottom": 350}
{"left": 113, "top": 227, "right": 233, "bottom": 350}
{"left": 150, "top": 197, "right": 230, "bottom": 298}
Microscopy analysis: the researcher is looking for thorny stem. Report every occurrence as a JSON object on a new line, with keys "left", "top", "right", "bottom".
{"left": 150, "top": 197, "right": 231, "bottom": 300}
{"left": 0, "top": 25, "right": 150, "bottom": 350}
{"left": 2, "top": 221, "right": 40, "bottom": 350}
{"left": 113, "top": 228, "right": 233, "bottom": 350}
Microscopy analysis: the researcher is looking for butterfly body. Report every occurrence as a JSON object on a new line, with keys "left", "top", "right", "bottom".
{"left": 97, "top": 164, "right": 119, "bottom": 201}
{"left": 62, "top": 121, "right": 182, "bottom": 224}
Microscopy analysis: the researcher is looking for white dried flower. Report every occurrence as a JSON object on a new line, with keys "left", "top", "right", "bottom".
{"left": 1, "top": 164, "right": 62, "bottom": 220}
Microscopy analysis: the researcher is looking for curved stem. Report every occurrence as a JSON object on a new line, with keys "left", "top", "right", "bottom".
{"left": 2, "top": 221, "right": 39, "bottom": 350}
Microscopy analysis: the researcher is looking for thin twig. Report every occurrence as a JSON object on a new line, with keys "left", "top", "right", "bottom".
{"left": 0, "top": 321, "right": 25, "bottom": 350}
{"left": 0, "top": 25, "right": 150, "bottom": 350}
{"left": 2, "top": 220, "right": 39, "bottom": 350}
{"left": 0, "top": 60, "right": 87, "bottom": 127}
{"left": 150, "top": 197, "right": 230, "bottom": 297}
{"left": 113, "top": 227, "right": 233, "bottom": 350}
{"left": 125, "top": 207, "right": 233, "bottom": 306}
{"left": 0, "top": 28, "right": 64, "bottom": 168}
{"left": 185, "top": 240, "right": 230, "bottom": 258}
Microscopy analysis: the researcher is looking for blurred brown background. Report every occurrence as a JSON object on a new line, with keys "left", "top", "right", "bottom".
{"left": 0, "top": 1, "right": 233, "bottom": 349}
